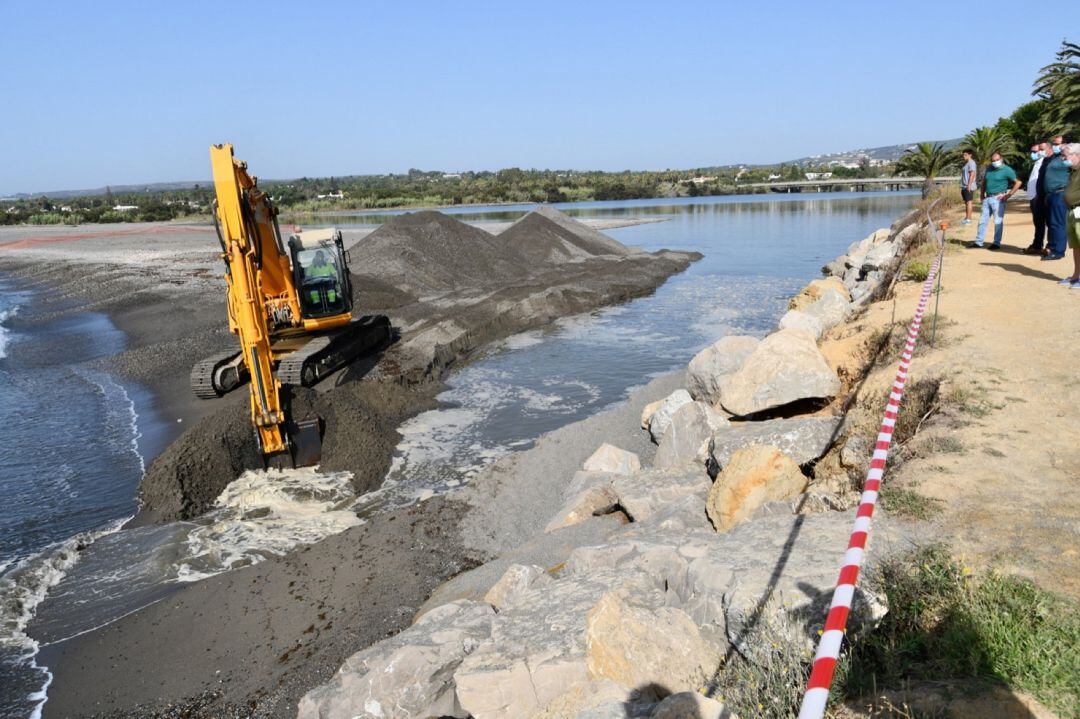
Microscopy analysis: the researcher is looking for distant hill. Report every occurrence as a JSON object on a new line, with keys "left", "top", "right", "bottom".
{"left": 781, "top": 139, "right": 963, "bottom": 166}
{"left": 6, "top": 181, "right": 209, "bottom": 201}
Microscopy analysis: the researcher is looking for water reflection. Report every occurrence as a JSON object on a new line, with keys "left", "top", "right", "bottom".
{"left": 284, "top": 191, "right": 918, "bottom": 227}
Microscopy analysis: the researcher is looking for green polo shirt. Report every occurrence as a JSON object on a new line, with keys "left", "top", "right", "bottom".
{"left": 983, "top": 164, "right": 1018, "bottom": 195}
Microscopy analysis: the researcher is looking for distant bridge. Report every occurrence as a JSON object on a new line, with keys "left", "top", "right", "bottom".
{"left": 737, "top": 176, "right": 960, "bottom": 193}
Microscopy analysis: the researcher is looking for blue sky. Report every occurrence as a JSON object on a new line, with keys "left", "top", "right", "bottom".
{"left": 0, "top": 1, "right": 1058, "bottom": 194}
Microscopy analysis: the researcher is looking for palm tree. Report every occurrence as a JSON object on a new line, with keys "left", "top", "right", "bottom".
{"left": 895, "top": 142, "right": 951, "bottom": 198}
{"left": 959, "top": 126, "right": 1018, "bottom": 183}
{"left": 1034, "top": 40, "right": 1080, "bottom": 138}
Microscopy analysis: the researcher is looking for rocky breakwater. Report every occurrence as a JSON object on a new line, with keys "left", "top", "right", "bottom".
{"left": 297, "top": 212, "right": 925, "bottom": 718}
{"left": 136, "top": 207, "right": 700, "bottom": 522}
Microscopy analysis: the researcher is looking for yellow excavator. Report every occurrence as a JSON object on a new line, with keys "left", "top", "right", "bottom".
{"left": 191, "top": 143, "right": 390, "bottom": 466}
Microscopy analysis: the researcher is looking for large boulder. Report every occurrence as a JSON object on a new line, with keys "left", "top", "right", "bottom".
{"left": 611, "top": 466, "right": 712, "bottom": 523}
{"left": 800, "top": 290, "right": 850, "bottom": 331}
{"left": 546, "top": 482, "right": 621, "bottom": 532}
{"left": 717, "top": 329, "right": 841, "bottom": 417}
{"left": 778, "top": 309, "right": 825, "bottom": 340}
{"left": 586, "top": 585, "right": 719, "bottom": 693}
{"left": 654, "top": 402, "right": 728, "bottom": 469}
{"left": 675, "top": 511, "right": 886, "bottom": 632}
{"left": 821, "top": 255, "right": 847, "bottom": 278}
{"left": 788, "top": 277, "right": 850, "bottom": 311}
{"left": 582, "top": 443, "right": 641, "bottom": 474}
{"left": 483, "top": 564, "right": 552, "bottom": 610}
{"left": 861, "top": 240, "right": 901, "bottom": 272}
{"left": 297, "top": 600, "right": 494, "bottom": 719}
{"left": 686, "top": 335, "right": 760, "bottom": 405}
{"left": 647, "top": 389, "right": 694, "bottom": 443}
{"left": 453, "top": 570, "right": 650, "bottom": 718}
{"left": 711, "top": 416, "right": 842, "bottom": 467}
{"left": 705, "top": 445, "right": 807, "bottom": 532}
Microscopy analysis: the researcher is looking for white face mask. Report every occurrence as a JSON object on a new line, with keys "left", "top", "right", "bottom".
{"left": 991, "top": 160, "right": 1003, "bottom": 168}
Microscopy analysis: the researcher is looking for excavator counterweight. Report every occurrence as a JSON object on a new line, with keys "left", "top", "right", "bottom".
{"left": 193, "top": 143, "right": 391, "bottom": 466}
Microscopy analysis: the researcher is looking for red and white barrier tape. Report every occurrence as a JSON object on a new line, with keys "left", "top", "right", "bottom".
{"left": 797, "top": 249, "right": 943, "bottom": 719}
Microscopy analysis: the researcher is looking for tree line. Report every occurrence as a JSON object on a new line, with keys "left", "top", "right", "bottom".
{"left": 896, "top": 40, "right": 1079, "bottom": 197}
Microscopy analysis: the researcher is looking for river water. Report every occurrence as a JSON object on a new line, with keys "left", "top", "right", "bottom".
{"left": 0, "top": 191, "right": 917, "bottom": 716}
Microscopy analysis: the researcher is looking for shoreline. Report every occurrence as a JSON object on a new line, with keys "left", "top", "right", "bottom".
{"left": 0, "top": 211, "right": 699, "bottom": 716}
{"left": 3, "top": 199, "right": 932, "bottom": 718}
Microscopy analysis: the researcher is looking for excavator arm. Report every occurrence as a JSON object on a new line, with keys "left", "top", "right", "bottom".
{"left": 210, "top": 144, "right": 289, "bottom": 455}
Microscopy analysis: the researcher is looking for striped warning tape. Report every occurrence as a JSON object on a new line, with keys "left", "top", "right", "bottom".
{"left": 797, "top": 246, "right": 944, "bottom": 719}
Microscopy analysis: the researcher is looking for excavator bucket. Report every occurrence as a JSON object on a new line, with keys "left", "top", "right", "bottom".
{"left": 290, "top": 418, "right": 323, "bottom": 467}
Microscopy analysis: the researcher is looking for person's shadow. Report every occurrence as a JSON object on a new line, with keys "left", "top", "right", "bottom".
{"left": 981, "top": 260, "right": 1065, "bottom": 282}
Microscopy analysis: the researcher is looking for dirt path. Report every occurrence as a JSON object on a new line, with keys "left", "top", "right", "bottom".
{"left": 851, "top": 201, "right": 1080, "bottom": 597}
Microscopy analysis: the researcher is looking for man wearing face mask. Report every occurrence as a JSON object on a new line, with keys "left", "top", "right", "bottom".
{"left": 1059, "top": 143, "right": 1080, "bottom": 287}
{"left": 1023, "top": 142, "right": 1050, "bottom": 255}
{"left": 971, "top": 151, "right": 1021, "bottom": 250}
{"left": 1042, "top": 135, "right": 1070, "bottom": 261}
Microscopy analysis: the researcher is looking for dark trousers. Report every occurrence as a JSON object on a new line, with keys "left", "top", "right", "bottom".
{"left": 1046, "top": 191, "right": 1068, "bottom": 256}
{"left": 1030, "top": 197, "right": 1047, "bottom": 249}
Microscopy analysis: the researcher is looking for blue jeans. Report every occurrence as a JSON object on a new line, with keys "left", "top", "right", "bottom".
{"left": 1045, "top": 191, "right": 1068, "bottom": 256}
{"left": 975, "top": 195, "right": 1007, "bottom": 247}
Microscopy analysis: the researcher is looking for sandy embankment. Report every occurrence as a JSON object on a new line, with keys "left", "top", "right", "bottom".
{"left": 1, "top": 209, "right": 701, "bottom": 717}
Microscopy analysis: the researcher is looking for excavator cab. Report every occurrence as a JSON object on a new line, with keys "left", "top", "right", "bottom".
{"left": 287, "top": 229, "right": 354, "bottom": 321}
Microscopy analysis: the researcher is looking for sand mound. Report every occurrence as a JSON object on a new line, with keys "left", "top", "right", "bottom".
{"left": 498, "top": 205, "right": 636, "bottom": 265}
{"left": 349, "top": 211, "right": 526, "bottom": 296}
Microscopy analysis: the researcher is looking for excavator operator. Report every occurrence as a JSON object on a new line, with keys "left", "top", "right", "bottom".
{"left": 305, "top": 250, "right": 339, "bottom": 309}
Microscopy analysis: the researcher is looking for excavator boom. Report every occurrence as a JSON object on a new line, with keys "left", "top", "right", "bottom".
{"left": 210, "top": 144, "right": 288, "bottom": 455}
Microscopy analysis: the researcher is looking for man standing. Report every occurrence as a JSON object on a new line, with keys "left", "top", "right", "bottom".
{"left": 1042, "top": 135, "right": 1070, "bottom": 261}
{"left": 971, "top": 152, "right": 1021, "bottom": 250}
{"left": 1023, "top": 141, "right": 1049, "bottom": 255}
{"left": 1059, "top": 143, "right": 1080, "bottom": 287}
{"left": 960, "top": 149, "right": 977, "bottom": 224}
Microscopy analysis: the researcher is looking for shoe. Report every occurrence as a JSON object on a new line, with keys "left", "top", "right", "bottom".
{"left": 988, "top": 244, "right": 1001, "bottom": 251}
{"left": 1059, "top": 277, "right": 1078, "bottom": 285}
{"left": 1071, "top": 281, "right": 1080, "bottom": 289}
{"left": 1041, "top": 254, "right": 1065, "bottom": 261}
{"left": 1022, "top": 246, "right": 1043, "bottom": 255}
{"left": 966, "top": 242, "right": 984, "bottom": 249}
{"left": 1042, "top": 248, "right": 1051, "bottom": 257}
{"left": 961, "top": 219, "right": 971, "bottom": 225}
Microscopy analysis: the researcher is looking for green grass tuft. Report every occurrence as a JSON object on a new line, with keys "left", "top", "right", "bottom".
{"left": 837, "top": 546, "right": 1080, "bottom": 716}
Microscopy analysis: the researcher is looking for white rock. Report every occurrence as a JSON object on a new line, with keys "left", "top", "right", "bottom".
{"left": 686, "top": 335, "right": 760, "bottom": 405}
{"left": 861, "top": 240, "right": 901, "bottom": 271}
{"left": 297, "top": 600, "right": 494, "bottom": 719}
{"left": 647, "top": 389, "right": 694, "bottom": 443}
{"left": 654, "top": 402, "right": 726, "bottom": 469}
{"left": 582, "top": 443, "right": 641, "bottom": 475}
{"left": 778, "top": 309, "right": 825, "bottom": 340}
{"left": 800, "top": 290, "right": 850, "bottom": 331}
{"left": 710, "top": 416, "right": 842, "bottom": 467}
{"left": 483, "top": 564, "right": 552, "bottom": 610}
{"left": 717, "top": 329, "right": 841, "bottom": 417}
{"left": 454, "top": 570, "right": 652, "bottom": 719}
{"left": 546, "top": 484, "right": 621, "bottom": 532}
{"left": 610, "top": 466, "right": 712, "bottom": 523}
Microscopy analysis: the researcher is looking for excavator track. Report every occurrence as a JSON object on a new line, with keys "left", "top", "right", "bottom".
{"left": 190, "top": 349, "right": 245, "bottom": 399}
{"left": 276, "top": 314, "right": 392, "bottom": 387}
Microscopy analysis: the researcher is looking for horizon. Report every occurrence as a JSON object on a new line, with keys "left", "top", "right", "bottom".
{"left": 0, "top": 1, "right": 1048, "bottom": 196}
